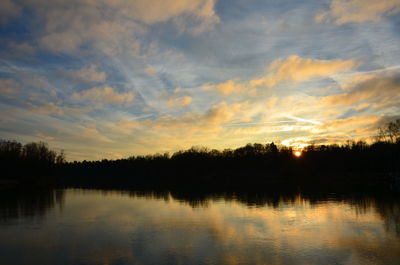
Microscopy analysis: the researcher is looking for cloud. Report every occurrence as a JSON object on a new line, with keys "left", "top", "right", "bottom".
{"left": 316, "top": 0, "right": 400, "bottom": 24}
{"left": 251, "top": 55, "right": 357, "bottom": 87}
{"left": 283, "top": 115, "right": 323, "bottom": 125}
{"left": 118, "top": 0, "right": 219, "bottom": 25}
{"left": 170, "top": 0, "right": 220, "bottom": 35}
{"left": 30, "top": 103, "right": 64, "bottom": 115}
{"left": 72, "top": 86, "right": 134, "bottom": 104}
{"left": 29, "top": 1, "right": 147, "bottom": 55}
{"left": 322, "top": 72, "right": 400, "bottom": 107}
{"left": 279, "top": 115, "right": 389, "bottom": 147}
{"left": 118, "top": 120, "right": 140, "bottom": 129}
{"left": 281, "top": 134, "right": 356, "bottom": 147}
{"left": 34, "top": 132, "right": 55, "bottom": 141}
{"left": 203, "top": 80, "right": 247, "bottom": 95}
{"left": 202, "top": 55, "right": 354, "bottom": 95}
{"left": 167, "top": 96, "right": 193, "bottom": 107}
{"left": 0, "top": 79, "right": 18, "bottom": 94}
{"left": 0, "top": 0, "right": 21, "bottom": 24}
{"left": 376, "top": 114, "right": 400, "bottom": 125}
{"left": 29, "top": 103, "right": 92, "bottom": 116}
{"left": 6, "top": 41, "right": 35, "bottom": 57}
{"left": 204, "top": 101, "right": 241, "bottom": 125}
{"left": 79, "top": 126, "right": 111, "bottom": 142}
{"left": 316, "top": 115, "right": 381, "bottom": 133}
{"left": 7, "top": 74, "right": 58, "bottom": 102}
{"left": 139, "top": 101, "right": 243, "bottom": 133}
{"left": 0, "top": 75, "right": 60, "bottom": 108}
{"left": 145, "top": 65, "right": 157, "bottom": 76}
{"left": 38, "top": 19, "right": 145, "bottom": 55}
{"left": 23, "top": 0, "right": 219, "bottom": 54}
{"left": 65, "top": 65, "right": 106, "bottom": 83}
{"left": 162, "top": 88, "right": 193, "bottom": 107}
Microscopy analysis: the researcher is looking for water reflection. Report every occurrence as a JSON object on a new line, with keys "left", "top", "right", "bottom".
{"left": 0, "top": 189, "right": 64, "bottom": 222}
{"left": 0, "top": 189, "right": 399, "bottom": 265}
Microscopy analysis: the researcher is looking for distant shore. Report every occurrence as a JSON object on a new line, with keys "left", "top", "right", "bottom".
{"left": 1, "top": 139, "right": 399, "bottom": 193}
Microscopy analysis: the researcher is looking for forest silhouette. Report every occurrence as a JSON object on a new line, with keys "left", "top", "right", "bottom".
{"left": 0, "top": 119, "right": 399, "bottom": 193}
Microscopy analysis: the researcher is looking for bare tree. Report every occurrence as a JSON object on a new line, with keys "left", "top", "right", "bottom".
{"left": 377, "top": 119, "right": 400, "bottom": 143}
{"left": 22, "top": 142, "right": 57, "bottom": 163}
{"left": 56, "top": 150, "right": 66, "bottom": 164}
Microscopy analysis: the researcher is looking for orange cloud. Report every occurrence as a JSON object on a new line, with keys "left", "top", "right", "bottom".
{"left": 251, "top": 55, "right": 357, "bottom": 87}
{"left": 316, "top": 116, "right": 381, "bottom": 132}
{"left": 139, "top": 101, "right": 243, "bottom": 133}
{"left": 118, "top": 120, "right": 140, "bottom": 129}
{"left": 201, "top": 56, "right": 357, "bottom": 96}
{"left": 162, "top": 88, "right": 193, "bottom": 107}
{"left": 203, "top": 80, "right": 247, "bottom": 95}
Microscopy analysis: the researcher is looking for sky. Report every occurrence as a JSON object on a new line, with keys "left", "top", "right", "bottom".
{"left": 0, "top": 0, "right": 399, "bottom": 161}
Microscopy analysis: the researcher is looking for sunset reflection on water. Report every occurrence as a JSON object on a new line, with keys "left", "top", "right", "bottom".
{"left": 0, "top": 189, "right": 399, "bottom": 265}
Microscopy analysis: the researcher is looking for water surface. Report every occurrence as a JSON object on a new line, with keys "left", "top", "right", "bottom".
{"left": 0, "top": 189, "right": 399, "bottom": 265}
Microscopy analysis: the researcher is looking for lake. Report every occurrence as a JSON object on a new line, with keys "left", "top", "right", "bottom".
{"left": 0, "top": 188, "right": 399, "bottom": 265}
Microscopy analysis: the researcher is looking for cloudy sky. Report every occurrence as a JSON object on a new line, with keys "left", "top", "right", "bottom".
{"left": 0, "top": 0, "right": 399, "bottom": 161}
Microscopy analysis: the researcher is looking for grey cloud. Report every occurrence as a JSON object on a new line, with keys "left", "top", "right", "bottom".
{"left": 0, "top": 0, "right": 21, "bottom": 24}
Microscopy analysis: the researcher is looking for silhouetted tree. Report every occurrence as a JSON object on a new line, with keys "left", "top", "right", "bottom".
{"left": 56, "top": 150, "right": 66, "bottom": 164}
{"left": 3, "top": 136, "right": 399, "bottom": 192}
{"left": 378, "top": 119, "right": 400, "bottom": 143}
{"left": 23, "top": 142, "right": 57, "bottom": 164}
{"left": 0, "top": 140, "right": 66, "bottom": 184}
{"left": 0, "top": 140, "right": 22, "bottom": 161}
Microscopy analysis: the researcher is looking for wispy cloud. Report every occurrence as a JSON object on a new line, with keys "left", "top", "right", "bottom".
{"left": 316, "top": 0, "right": 400, "bottom": 24}
{"left": 0, "top": 79, "right": 18, "bottom": 94}
{"left": 283, "top": 115, "right": 323, "bottom": 126}
{"left": 167, "top": 96, "right": 193, "bottom": 107}
{"left": 29, "top": 103, "right": 92, "bottom": 116}
{"left": 64, "top": 65, "right": 106, "bottom": 83}
{"left": 72, "top": 86, "right": 134, "bottom": 104}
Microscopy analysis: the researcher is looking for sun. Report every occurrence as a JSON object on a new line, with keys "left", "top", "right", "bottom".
{"left": 294, "top": 151, "right": 302, "bottom": 157}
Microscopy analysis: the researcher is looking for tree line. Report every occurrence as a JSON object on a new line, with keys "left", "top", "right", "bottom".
{"left": 1, "top": 119, "right": 399, "bottom": 192}
{"left": 0, "top": 140, "right": 65, "bottom": 185}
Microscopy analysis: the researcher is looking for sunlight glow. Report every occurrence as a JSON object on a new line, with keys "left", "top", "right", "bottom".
{"left": 294, "top": 151, "right": 302, "bottom": 157}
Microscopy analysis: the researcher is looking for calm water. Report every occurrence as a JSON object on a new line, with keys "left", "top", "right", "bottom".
{"left": 0, "top": 189, "right": 399, "bottom": 265}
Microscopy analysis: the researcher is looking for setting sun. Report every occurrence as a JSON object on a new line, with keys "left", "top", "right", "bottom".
{"left": 294, "top": 151, "right": 302, "bottom": 157}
